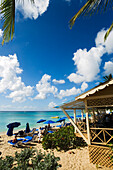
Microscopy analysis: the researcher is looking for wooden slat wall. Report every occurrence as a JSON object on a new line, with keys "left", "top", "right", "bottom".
{"left": 88, "top": 145, "right": 113, "bottom": 168}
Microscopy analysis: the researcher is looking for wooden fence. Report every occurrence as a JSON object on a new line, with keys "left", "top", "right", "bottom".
{"left": 90, "top": 128, "right": 113, "bottom": 146}
{"left": 89, "top": 145, "right": 113, "bottom": 168}
{"left": 77, "top": 122, "right": 86, "bottom": 132}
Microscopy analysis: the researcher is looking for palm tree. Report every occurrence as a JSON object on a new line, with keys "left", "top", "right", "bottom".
{"left": 69, "top": 0, "right": 113, "bottom": 41}
{"left": 99, "top": 73, "right": 112, "bottom": 84}
{"left": 0, "top": 0, "right": 34, "bottom": 45}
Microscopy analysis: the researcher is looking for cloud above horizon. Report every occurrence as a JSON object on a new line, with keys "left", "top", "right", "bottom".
{"left": 52, "top": 79, "right": 65, "bottom": 84}
{"left": 57, "top": 81, "right": 88, "bottom": 99}
{"left": 35, "top": 74, "right": 58, "bottom": 100}
{"left": 68, "top": 28, "right": 113, "bottom": 84}
{"left": 104, "top": 61, "right": 113, "bottom": 75}
{"left": 48, "top": 102, "right": 56, "bottom": 108}
{"left": 0, "top": 54, "right": 33, "bottom": 102}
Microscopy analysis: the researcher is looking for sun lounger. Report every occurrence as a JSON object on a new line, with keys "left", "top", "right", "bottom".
{"left": 47, "top": 130, "right": 54, "bottom": 133}
{"left": 16, "top": 128, "right": 36, "bottom": 137}
{"left": 8, "top": 138, "right": 24, "bottom": 147}
{"left": 8, "top": 134, "right": 38, "bottom": 147}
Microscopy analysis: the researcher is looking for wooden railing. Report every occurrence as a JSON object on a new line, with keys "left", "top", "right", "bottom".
{"left": 77, "top": 122, "right": 86, "bottom": 132}
{"left": 90, "top": 128, "right": 113, "bottom": 146}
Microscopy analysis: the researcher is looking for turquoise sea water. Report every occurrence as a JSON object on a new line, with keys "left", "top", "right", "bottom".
{"left": 0, "top": 110, "right": 81, "bottom": 134}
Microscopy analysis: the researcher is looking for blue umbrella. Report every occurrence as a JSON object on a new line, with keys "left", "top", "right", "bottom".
{"left": 70, "top": 116, "right": 74, "bottom": 118}
{"left": 25, "top": 123, "right": 30, "bottom": 133}
{"left": 76, "top": 115, "right": 82, "bottom": 118}
{"left": 7, "top": 122, "right": 21, "bottom": 136}
{"left": 56, "top": 124, "right": 62, "bottom": 127}
{"left": 37, "top": 119, "right": 46, "bottom": 123}
{"left": 62, "top": 117, "right": 67, "bottom": 119}
{"left": 7, "top": 122, "right": 21, "bottom": 128}
{"left": 62, "top": 116, "right": 74, "bottom": 119}
{"left": 43, "top": 120, "right": 55, "bottom": 124}
{"left": 56, "top": 118, "right": 65, "bottom": 123}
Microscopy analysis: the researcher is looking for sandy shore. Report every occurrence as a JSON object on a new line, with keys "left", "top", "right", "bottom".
{"left": 0, "top": 133, "right": 111, "bottom": 170}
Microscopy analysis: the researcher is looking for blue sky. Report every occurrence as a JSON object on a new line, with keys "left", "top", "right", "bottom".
{"left": 0, "top": 0, "right": 113, "bottom": 111}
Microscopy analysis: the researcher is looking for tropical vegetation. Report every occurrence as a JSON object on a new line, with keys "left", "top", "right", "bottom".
{"left": 69, "top": 0, "right": 113, "bottom": 41}
{"left": 0, "top": 148, "right": 61, "bottom": 170}
{"left": 42, "top": 126, "right": 87, "bottom": 151}
{"left": 99, "top": 73, "right": 112, "bottom": 84}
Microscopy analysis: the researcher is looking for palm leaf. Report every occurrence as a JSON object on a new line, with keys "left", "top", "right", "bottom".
{"left": 0, "top": 0, "right": 34, "bottom": 45}
{"left": 104, "top": 22, "right": 113, "bottom": 41}
{"left": 1, "top": 0, "right": 15, "bottom": 45}
{"left": 69, "top": 0, "right": 113, "bottom": 28}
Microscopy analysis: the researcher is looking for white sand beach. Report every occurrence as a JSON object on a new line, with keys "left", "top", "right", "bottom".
{"left": 0, "top": 133, "right": 112, "bottom": 170}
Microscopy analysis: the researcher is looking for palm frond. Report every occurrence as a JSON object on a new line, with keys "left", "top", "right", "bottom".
{"left": 1, "top": 0, "right": 15, "bottom": 45}
{"left": 104, "top": 22, "right": 113, "bottom": 41}
{"left": 69, "top": 0, "right": 113, "bottom": 29}
{"left": 0, "top": 0, "right": 34, "bottom": 45}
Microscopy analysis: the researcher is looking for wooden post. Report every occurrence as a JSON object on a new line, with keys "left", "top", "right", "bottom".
{"left": 85, "top": 99, "right": 91, "bottom": 145}
{"left": 81, "top": 109, "right": 84, "bottom": 122}
{"left": 61, "top": 107, "right": 88, "bottom": 144}
{"left": 92, "top": 108, "right": 96, "bottom": 124}
{"left": 74, "top": 109, "right": 77, "bottom": 133}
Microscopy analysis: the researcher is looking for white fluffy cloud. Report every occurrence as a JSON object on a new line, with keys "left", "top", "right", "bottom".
{"left": 104, "top": 61, "right": 113, "bottom": 75}
{"left": 35, "top": 74, "right": 58, "bottom": 99}
{"left": 57, "top": 82, "right": 88, "bottom": 99}
{"left": 16, "top": 0, "right": 49, "bottom": 19}
{"left": 95, "top": 29, "right": 113, "bottom": 54}
{"left": 0, "top": 54, "right": 33, "bottom": 102}
{"left": 81, "top": 82, "right": 88, "bottom": 91}
{"left": 52, "top": 79, "right": 65, "bottom": 84}
{"left": 57, "top": 87, "right": 81, "bottom": 99}
{"left": 68, "top": 28, "right": 113, "bottom": 84}
{"left": 68, "top": 46, "right": 104, "bottom": 83}
{"left": 0, "top": 29, "right": 3, "bottom": 37}
{"left": 48, "top": 102, "right": 56, "bottom": 108}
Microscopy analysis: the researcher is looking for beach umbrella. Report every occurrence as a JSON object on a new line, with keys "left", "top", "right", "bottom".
{"left": 56, "top": 124, "right": 62, "bottom": 128}
{"left": 37, "top": 119, "right": 46, "bottom": 123}
{"left": 43, "top": 120, "right": 55, "bottom": 124}
{"left": 56, "top": 118, "right": 65, "bottom": 123}
{"left": 62, "top": 117, "right": 67, "bottom": 119}
{"left": 7, "top": 122, "right": 21, "bottom": 136}
{"left": 70, "top": 116, "right": 74, "bottom": 118}
{"left": 25, "top": 123, "right": 30, "bottom": 133}
{"left": 7, "top": 122, "right": 21, "bottom": 128}
{"left": 62, "top": 116, "right": 74, "bottom": 119}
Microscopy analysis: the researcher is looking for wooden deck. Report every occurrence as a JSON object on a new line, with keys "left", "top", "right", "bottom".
{"left": 75, "top": 132, "right": 88, "bottom": 139}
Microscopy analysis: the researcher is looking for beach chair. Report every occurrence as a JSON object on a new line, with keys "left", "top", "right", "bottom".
{"left": 8, "top": 138, "right": 24, "bottom": 147}
{"left": 47, "top": 130, "right": 54, "bottom": 133}
{"left": 16, "top": 128, "right": 36, "bottom": 137}
{"left": 8, "top": 134, "right": 38, "bottom": 147}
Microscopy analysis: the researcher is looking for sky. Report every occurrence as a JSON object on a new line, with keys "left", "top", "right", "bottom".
{"left": 0, "top": 0, "right": 113, "bottom": 111}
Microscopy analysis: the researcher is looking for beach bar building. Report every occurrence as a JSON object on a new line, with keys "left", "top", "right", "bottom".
{"left": 56, "top": 78, "right": 113, "bottom": 168}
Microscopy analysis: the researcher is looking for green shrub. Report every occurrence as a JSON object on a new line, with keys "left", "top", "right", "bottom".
{"left": 42, "top": 126, "right": 87, "bottom": 151}
{"left": 0, "top": 156, "right": 14, "bottom": 170}
{"left": 32, "top": 150, "right": 61, "bottom": 170}
{"left": 0, "top": 148, "right": 61, "bottom": 170}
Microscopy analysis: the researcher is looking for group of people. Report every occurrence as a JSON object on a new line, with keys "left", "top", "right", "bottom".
{"left": 12, "top": 123, "right": 51, "bottom": 144}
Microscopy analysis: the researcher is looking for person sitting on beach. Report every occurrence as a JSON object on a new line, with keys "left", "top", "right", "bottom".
{"left": 12, "top": 135, "right": 17, "bottom": 143}
{"left": 38, "top": 127, "right": 42, "bottom": 143}
{"left": 47, "top": 123, "right": 51, "bottom": 130}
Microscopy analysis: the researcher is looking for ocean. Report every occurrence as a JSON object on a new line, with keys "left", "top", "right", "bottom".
{"left": 0, "top": 110, "right": 81, "bottom": 134}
